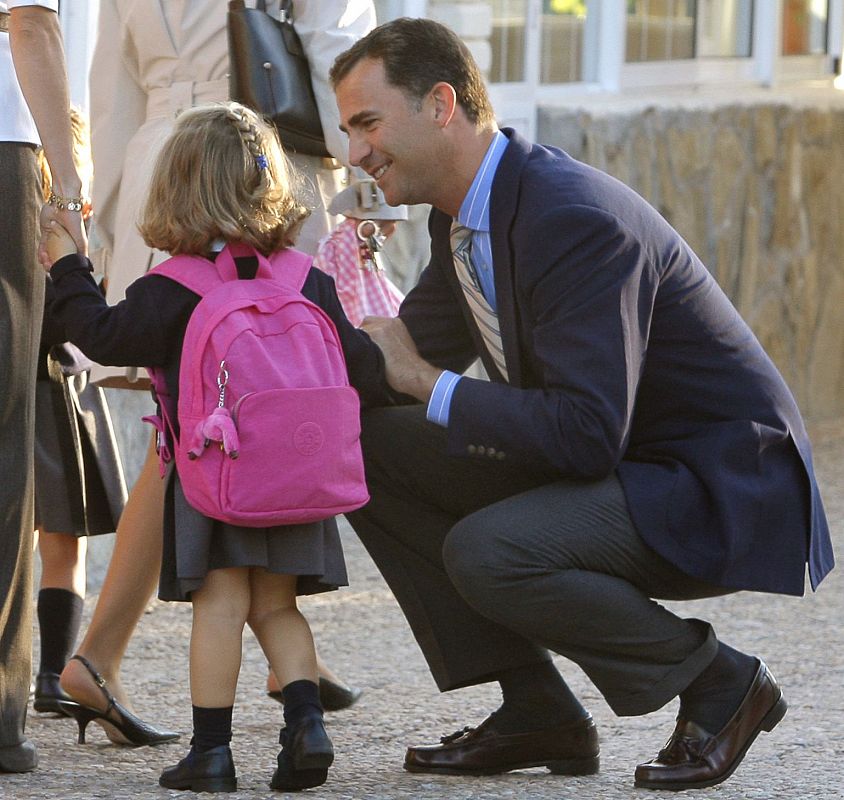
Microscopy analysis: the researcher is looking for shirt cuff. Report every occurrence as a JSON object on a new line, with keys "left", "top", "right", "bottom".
{"left": 426, "top": 370, "right": 462, "bottom": 427}
{"left": 8, "top": 1, "right": 59, "bottom": 10}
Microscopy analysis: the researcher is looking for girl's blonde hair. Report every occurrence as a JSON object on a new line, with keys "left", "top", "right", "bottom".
{"left": 139, "top": 102, "right": 309, "bottom": 256}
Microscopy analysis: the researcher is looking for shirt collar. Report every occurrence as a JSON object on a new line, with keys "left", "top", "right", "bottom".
{"left": 457, "top": 130, "right": 508, "bottom": 233}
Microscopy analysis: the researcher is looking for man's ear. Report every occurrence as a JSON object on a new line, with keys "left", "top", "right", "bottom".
{"left": 429, "top": 82, "right": 457, "bottom": 127}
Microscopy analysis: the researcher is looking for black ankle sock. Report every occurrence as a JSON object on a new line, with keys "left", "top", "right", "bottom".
{"left": 192, "top": 705, "right": 233, "bottom": 753}
{"left": 493, "top": 661, "right": 588, "bottom": 734}
{"left": 37, "top": 588, "right": 84, "bottom": 675}
{"left": 679, "top": 642, "right": 758, "bottom": 733}
{"left": 281, "top": 679, "right": 323, "bottom": 726}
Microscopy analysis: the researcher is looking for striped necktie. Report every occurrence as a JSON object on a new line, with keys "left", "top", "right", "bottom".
{"left": 450, "top": 221, "right": 509, "bottom": 381}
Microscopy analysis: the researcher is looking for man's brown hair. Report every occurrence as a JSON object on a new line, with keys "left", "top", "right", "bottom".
{"left": 330, "top": 17, "right": 495, "bottom": 128}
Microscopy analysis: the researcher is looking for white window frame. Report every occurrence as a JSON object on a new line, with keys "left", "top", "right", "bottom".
{"left": 390, "top": 1, "right": 843, "bottom": 87}
{"left": 483, "top": 0, "right": 844, "bottom": 126}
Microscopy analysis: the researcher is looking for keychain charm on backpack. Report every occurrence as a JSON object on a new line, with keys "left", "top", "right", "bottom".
{"left": 187, "top": 360, "right": 240, "bottom": 461}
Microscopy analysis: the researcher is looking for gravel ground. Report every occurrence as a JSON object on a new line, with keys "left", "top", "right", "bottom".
{"left": 4, "top": 425, "right": 842, "bottom": 800}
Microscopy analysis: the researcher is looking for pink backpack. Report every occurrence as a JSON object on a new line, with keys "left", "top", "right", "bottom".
{"left": 143, "top": 241, "right": 369, "bottom": 526}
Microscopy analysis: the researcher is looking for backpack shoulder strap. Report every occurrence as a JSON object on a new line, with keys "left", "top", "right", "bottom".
{"left": 145, "top": 254, "right": 222, "bottom": 298}
{"left": 268, "top": 248, "right": 313, "bottom": 292}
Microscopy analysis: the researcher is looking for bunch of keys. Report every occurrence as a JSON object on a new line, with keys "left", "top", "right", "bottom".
{"left": 356, "top": 219, "right": 387, "bottom": 272}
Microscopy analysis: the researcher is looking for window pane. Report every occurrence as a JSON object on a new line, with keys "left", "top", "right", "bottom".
{"left": 783, "top": 0, "right": 829, "bottom": 55}
{"left": 696, "top": 0, "right": 753, "bottom": 57}
{"left": 626, "top": 0, "right": 697, "bottom": 62}
{"left": 540, "top": 1, "right": 588, "bottom": 83}
{"left": 626, "top": 0, "right": 756, "bottom": 62}
{"left": 490, "top": 0, "right": 528, "bottom": 82}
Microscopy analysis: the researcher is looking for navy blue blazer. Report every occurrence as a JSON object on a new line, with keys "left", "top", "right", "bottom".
{"left": 400, "top": 128, "right": 833, "bottom": 597}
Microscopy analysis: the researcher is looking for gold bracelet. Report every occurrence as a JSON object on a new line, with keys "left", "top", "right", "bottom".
{"left": 48, "top": 191, "right": 87, "bottom": 213}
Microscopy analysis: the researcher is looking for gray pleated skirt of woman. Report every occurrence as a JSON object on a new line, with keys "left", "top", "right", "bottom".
{"left": 34, "top": 370, "right": 127, "bottom": 536}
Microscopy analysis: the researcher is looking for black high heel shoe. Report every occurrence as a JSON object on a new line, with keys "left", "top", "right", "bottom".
{"left": 268, "top": 677, "right": 363, "bottom": 712}
{"left": 58, "top": 655, "right": 180, "bottom": 747}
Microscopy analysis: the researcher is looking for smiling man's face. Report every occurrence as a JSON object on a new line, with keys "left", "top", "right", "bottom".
{"left": 336, "top": 58, "right": 444, "bottom": 210}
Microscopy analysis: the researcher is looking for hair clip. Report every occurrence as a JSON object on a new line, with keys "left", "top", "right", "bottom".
{"left": 255, "top": 154, "right": 269, "bottom": 170}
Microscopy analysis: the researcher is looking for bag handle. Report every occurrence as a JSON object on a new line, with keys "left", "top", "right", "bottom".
{"left": 214, "top": 241, "right": 274, "bottom": 282}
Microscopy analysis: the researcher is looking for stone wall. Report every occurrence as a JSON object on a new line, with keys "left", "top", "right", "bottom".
{"left": 539, "top": 88, "right": 844, "bottom": 424}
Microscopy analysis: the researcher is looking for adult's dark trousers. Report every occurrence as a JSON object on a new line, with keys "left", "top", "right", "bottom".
{"left": 347, "top": 405, "right": 732, "bottom": 716}
{"left": 0, "top": 143, "right": 44, "bottom": 748}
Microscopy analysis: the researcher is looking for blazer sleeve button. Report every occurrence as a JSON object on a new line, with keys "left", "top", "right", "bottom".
{"left": 467, "top": 445, "right": 477, "bottom": 455}
{"left": 496, "top": 451, "right": 505, "bottom": 460}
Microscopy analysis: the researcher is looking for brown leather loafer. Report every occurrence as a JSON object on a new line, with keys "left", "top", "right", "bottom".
{"left": 403, "top": 714, "right": 599, "bottom": 776}
{"left": 634, "top": 659, "right": 787, "bottom": 791}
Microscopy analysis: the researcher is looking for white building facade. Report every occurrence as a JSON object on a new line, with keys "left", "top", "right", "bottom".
{"left": 64, "top": 2, "right": 844, "bottom": 128}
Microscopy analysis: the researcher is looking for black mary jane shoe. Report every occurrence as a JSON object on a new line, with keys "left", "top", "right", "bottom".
{"left": 270, "top": 716, "right": 334, "bottom": 791}
{"left": 159, "top": 744, "right": 237, "bottom": 793}
{"left": 33, "top": 672, "right": 73, "bottom": 715}
{"left": 57, "top": 654, "right": 180, "bottom": 747}
{"left": 268, "top": 677, "right": 363, "bottom": 712}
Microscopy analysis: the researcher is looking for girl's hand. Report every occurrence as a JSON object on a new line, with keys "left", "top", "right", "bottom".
{"left": 43, "top": 220, "right": 78, "bottom": 270}
{"left": 38, "top": 201, "right": 88, "bottom": 267}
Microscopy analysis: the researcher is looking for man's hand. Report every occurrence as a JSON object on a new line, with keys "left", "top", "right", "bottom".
{"left": 38, "top": 202, "right": 86, "bottom": 267}
{"left": 361, "top": 316, "right": 442, "bottom": 402}
{"left": 42, "top": 219, "right": 78, "bottom": 271}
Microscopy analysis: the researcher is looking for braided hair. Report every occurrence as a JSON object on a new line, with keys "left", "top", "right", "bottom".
{"left": 139, "top": 101, "right": 309, "bottom": 256}
{"left": 223, "top": 103, "right": 271, "bottom": 191}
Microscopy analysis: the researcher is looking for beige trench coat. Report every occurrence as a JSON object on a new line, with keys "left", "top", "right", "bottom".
{"left": 88, "top": 0, "right": 375, "bottom": 386}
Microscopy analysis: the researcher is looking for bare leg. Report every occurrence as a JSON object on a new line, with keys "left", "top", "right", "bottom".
{"left": 60, "top": 432, "right": 164, "bottom": 712}
{"left": 36, "top": 529, "right": 86, "bottom": 597}
{"left": 249, "top": 571, "right": 318, "bottom": 690}
{"left": 34, "top": 529, "right": 86, "bottom": 710}
{"left": 190, "top": 568, "right": 250, "bottom": 708}
{"left": 266, "top": 654, "right": 344, "bottom": 694}
{"left": 250, "top": 572, "right": 334, "bottom": 793}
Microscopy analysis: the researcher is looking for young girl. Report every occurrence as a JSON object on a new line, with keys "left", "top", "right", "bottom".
{"left": 44, "top": 101, "right": 390, "bottom": 793}
{"left": 313, "top": 175, "right": 407, "bottom": 326}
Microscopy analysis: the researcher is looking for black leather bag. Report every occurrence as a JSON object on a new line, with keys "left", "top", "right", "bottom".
{"left": 227, "top": 0, "right": 329, "bottom": 157}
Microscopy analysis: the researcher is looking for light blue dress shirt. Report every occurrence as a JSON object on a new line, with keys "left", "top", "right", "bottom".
{"left": 426, "top": 130, "right": 508, "bottom": 427}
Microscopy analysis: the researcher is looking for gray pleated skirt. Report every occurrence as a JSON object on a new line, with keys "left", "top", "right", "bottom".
{"left": 34, "top": 373, "right": 127, "bottom": 536}
{"left": 158, "top": 472, "right": 348, "bottom": 602}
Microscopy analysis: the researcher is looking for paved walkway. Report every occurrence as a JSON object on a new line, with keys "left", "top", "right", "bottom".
{"left": 5, "top": 425, "right": 843, "bottom": 800}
